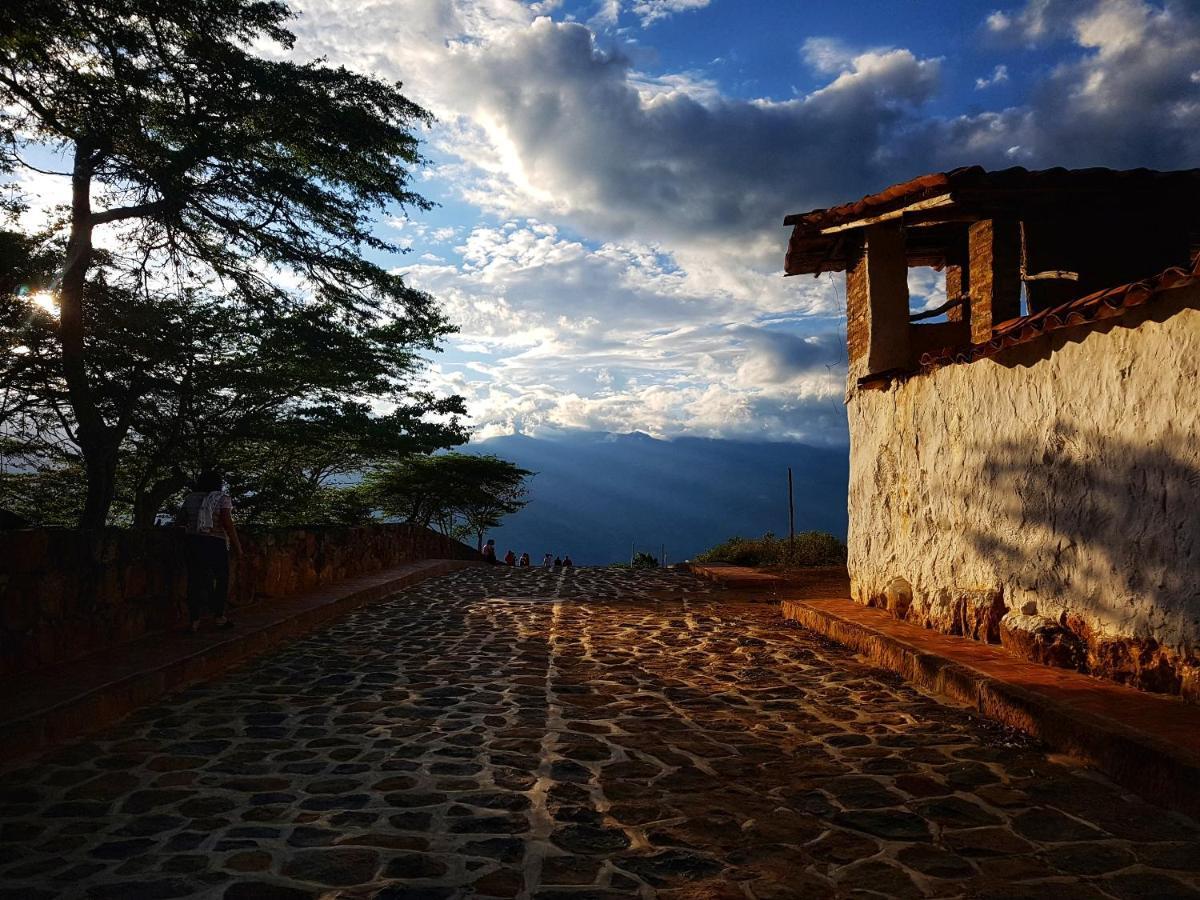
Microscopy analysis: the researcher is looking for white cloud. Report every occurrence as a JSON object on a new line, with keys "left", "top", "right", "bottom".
{"left": 277, "top": 0, "right": 1200, "bottom": 442}
{"left": 406, "top": 220, "right": 846, "bottom": 441}
{"left": 975, "top": 63, "right": 1009, "bottom": 88}
{"left": 629, "top": 0, "right": 712, "bottom": 26}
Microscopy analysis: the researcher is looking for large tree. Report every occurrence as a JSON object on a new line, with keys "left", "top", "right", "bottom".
{"left": 0, "top": 242, "right": 466, "bottom": 526}
{"left": 1, "top": 0, "right": 444, "bottom": 526}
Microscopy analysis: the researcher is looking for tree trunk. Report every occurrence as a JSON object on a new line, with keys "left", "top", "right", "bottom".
{"left": 60, "top": 140, "right": 114, "bottom": 529}
{"left": 82, "top": 448, "right": 118, "bottom": 529}
{"left": 133, "top": 468, "right": 188, "bottom": 527}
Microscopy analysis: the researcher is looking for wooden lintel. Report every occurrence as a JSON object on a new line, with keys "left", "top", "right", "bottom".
{"left": 1023, "top": 269, "right": 1080, "bottom": 282}
{"left": 818, "top": 193, "right": 955, "bottom": 235}
{"left": 903, "top": 210, "right": 985, "bottom": 228}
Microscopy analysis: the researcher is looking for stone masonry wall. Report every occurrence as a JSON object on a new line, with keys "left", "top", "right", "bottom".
{"left": 846, "top": 284, "right": 1200, "bottom": 702}
{"left": 0, "top": 524, "right": 480, "bottom": 678}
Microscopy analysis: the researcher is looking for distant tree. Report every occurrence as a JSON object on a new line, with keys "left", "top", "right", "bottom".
{"left": 1, "top": 0, "right": 444, "bottom": 526}
{"left": 631, "top": 551, "right": 659, "bottom": 569}
{"left": 364, "top": 453, "right": 533, "bottom": 549}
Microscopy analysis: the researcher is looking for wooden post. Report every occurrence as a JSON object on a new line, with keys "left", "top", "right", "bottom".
{"left": 788, "top": 467, "right": 795, "bottom": 551}
{"left": 968, "top": 218, "right": 1022, "bottom": 343}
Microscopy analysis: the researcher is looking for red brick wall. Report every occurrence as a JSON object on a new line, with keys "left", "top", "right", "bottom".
{"left": 0, "top": 524, "right": 480, "bottom": 678}
{"left": 846, "top": 249, "right": 870, "bottom": 370}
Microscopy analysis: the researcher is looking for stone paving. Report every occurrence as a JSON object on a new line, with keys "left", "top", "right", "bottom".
{"left": 2, "top": 566, "right": 1199, "bottom": 900}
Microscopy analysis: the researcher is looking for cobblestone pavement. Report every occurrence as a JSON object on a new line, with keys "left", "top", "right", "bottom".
{"left": 3, "top": 566, "right": 1200, "bottom": 900}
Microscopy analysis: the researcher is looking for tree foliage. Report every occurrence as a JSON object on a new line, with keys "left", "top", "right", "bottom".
{"left": 693, "top": 532, "right": 847, "bottom": 568}
{"left": 631, "top": 551, "right": 659, "bottom": 569}
{"left": 364, "top": 454, "right": 533, "bottom": 549}
{"left": 0, "top": 0, "right": 453, "bottom": 526}
{"left": 0, "top": 232, "right": 468, "bottom": 526}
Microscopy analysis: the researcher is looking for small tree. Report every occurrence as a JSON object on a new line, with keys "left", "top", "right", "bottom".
{"left": 364, "top": 453, "right": 532, "bottom": 548}
{"left": 632, "top": 551, "right": 659, "bottom": 569}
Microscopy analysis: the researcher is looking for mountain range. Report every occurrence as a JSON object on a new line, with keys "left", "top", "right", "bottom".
{"left": 462, "top": 431, "right": 849, "bottom": 566}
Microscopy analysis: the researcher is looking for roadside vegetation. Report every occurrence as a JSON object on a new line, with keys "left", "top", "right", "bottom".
{"left": 694, "top": 531, "right": 847, "bottom": 568}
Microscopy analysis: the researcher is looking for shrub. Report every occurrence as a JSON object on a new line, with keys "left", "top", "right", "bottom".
{"left": 631, "top": 551, "right": 659, "bottom": 569}
{"left": 693, "top": 531, "right": 846, "bottom": 568}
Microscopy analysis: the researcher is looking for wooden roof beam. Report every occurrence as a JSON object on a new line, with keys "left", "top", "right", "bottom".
{"left": 817, "top": 193, "right": 955, "bottom": 235}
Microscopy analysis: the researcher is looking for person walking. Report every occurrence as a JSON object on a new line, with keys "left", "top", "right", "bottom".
{"left": 542, "top": 553, "right": 553, "bottom": 569}
{"left": 482, "top": 539, "right": 498, "bottom": 564}
{"left": 503, "top": 549, "right": 516, "bottom": 566}
{"left": 179, "top": 470, "right": 241, "bottom": 633}
{"left": 518, "top": 553, "right": 530, "bottom": 567}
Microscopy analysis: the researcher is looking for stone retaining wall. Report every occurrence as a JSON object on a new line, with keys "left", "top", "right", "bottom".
{"left": 846, "top": 285, "right": 1200, "bottom": 702}
{"left": 0, "top": 524, "right": 480, "bottom": 678}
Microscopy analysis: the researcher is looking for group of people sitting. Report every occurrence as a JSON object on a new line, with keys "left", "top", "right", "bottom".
{"left": 482, "top": 539, "right": 573, "bottom": 569}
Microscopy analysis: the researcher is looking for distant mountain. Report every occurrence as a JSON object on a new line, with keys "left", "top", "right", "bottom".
{"left": 462, "top": 431, "right": 848, "bottom": 566}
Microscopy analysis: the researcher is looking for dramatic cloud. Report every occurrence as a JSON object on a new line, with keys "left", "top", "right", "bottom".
{"left": 275, "top": 0, "right": 1200, "bottom": 441}
{"left": 401, "top": 220, "right": 847, "bottom": 442}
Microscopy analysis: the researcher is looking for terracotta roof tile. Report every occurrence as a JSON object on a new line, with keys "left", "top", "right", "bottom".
{"left": 784, "top": 166, "right": 1200, "bottom": 277}
{"left": 784, "top": 165, "right": 1200, "bottom": 231}
{"left": 917, "top": 261, "right": 1200, "bottom": 371}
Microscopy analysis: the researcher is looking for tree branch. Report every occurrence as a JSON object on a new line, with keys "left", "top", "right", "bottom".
{"left": 91, "top": 198, "right": 171, "bottom": 225}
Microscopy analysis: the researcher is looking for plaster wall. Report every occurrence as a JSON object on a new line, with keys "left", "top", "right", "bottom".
{"left": 847, "top": 286, "right": 1200, "bottom": 699}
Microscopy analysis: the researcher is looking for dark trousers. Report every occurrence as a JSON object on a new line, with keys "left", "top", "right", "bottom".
{"left": 185, "top": 534, "right": 229, "bottom": 622}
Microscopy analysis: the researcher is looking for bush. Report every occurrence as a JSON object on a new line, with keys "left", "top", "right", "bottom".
{"left": 693, "top": 531, "right": 846, "bottom": 568}
{"left": 631, "top": 551, "right": 659, "bottom": 569}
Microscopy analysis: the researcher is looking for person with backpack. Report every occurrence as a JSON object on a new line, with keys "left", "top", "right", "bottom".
{"left": 178, "top": 470, "right": 242, "bottom": 633}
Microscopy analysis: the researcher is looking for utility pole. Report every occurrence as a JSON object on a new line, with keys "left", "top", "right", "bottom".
{"left": 787, "top": 466, "right": 795, "bottom": 551}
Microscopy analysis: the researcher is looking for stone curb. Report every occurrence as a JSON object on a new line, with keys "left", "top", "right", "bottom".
{"left": 688, "top": 563, "right": 786, "bottom": 589}
{"left": 0, "top": 559, "right": 478, "bottom": 768}
{"left": 781, "top": 596, "right": 1200, "bottom": 820}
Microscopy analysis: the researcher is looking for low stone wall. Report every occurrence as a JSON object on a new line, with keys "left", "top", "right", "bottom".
{"left": 846, "top": 286, "right": 1200, "bottom": 702}
{"left": 0, "top": 524, "right": 479, "bottom": 678}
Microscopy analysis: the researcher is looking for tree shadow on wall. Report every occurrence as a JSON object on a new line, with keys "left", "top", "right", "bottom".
{"left": 960, "top": 421, "right": 1200, "bottom": 640}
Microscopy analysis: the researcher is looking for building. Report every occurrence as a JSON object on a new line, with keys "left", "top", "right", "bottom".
{"left": 783, "top": 166, "right": 1200, "bottom": 701}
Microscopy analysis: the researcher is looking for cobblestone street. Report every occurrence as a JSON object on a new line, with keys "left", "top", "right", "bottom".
{"left": 2, "top": 566, "right": 1199, "bottom": 899}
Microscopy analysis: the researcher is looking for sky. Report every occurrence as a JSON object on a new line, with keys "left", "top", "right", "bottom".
{"left": 17, "top": 0, "right": 1200, "bottom": 447}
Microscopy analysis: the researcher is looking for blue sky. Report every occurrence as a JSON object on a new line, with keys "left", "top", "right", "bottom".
{"left": 17, "top": 0, "right": 1200, "bottom": 446}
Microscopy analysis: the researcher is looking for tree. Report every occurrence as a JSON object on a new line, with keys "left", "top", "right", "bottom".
{"left": 0, "top": 242, "right": 467, "bottom": 526}
{"left": 632, "top": 551, "right": 658, "bottom": 569}
{"left": 1, "top": 0, "right": 445, "bottom": 526}
{"left": 364, "top": 453, "right": 533, "bottom": 549}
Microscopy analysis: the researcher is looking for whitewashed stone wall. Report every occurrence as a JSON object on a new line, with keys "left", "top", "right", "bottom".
{"left": 846, "top": 286, "right": 1200, "bottom": 698}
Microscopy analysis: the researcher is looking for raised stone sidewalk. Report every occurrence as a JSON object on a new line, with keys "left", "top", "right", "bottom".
{"left": 0, "top": 559, "right": 479, "bottom": 766}
{"left": 692, "top": 564, "right": 1200, "bottom": 819}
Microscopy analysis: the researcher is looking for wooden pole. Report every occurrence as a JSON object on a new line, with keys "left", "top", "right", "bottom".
{"left": 660, "top": 543, "right": 665, "bottom": 568}
{"left": 788, "top": 467, "right": 795, "bottom": 550}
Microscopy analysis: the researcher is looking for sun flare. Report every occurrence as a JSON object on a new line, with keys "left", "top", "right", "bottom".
{"left": 28, "top": 290, "right": 59, "bottom": 316}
